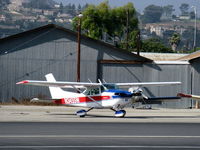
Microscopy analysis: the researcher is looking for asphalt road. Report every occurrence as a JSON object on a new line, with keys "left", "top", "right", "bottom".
{"left": 1, "top": 122, "right": 200, "bottom": 150}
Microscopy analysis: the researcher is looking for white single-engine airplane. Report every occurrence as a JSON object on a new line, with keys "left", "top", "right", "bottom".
{"left": 17, "top": 73, "right": 181, "bottom": 117}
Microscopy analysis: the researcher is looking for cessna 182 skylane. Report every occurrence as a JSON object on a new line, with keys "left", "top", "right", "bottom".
{"left": 17, "top": 73, "right": 181, "bottom": 117}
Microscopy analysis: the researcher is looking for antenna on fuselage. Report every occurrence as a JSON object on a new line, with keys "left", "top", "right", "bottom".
{"left": 102, "top": 79, "right": 107, "bottom": 83}
{"left": 98, "top": 79, "right": 108, "bottom": 91}
{"left": 88, "top": 79, "right": 92, "bottom": 83}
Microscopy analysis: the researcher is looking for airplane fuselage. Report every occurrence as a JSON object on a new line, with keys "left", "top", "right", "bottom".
{"left": 53, "top": 90, "right": 135, "bottom": 109}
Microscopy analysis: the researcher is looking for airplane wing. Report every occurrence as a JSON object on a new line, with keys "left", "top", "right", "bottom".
{"left": 16, "top": 80, "right": 181, "bottom": 89}
{"left": 16, "top": 73, "right": 181, "bottom": 89}
{"left": 115, "top": 82, "right": 181, "bottom": 88}
{"left": 16, "top": 80, "right": 101, "bottom": 88}
{"left": 177, "top": 93, "right": 200, "bottom": 100}
{"left": 30, "top": 98, "right": 75, "bottom": 106}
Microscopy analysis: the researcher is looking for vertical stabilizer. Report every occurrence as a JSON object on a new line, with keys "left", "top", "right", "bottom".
{"left": 45, "top": 73, "right": 74, "bottom": 99}
{"left": 45, "top": 73, "right": 56, "bottom": 82}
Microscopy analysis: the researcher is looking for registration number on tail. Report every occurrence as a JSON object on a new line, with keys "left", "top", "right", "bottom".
{"left": 64, "top": 98, "right": 79, "bottom": 104}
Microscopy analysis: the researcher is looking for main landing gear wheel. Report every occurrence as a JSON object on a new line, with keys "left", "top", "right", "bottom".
{"left": 76, "top": 109, "right": 87, "bottom": 117}
{"left": 76, "top": 108, "right": 94, "bottom": 117}
{"left": 115, "top": 110, "right": 126, "bottom": 118}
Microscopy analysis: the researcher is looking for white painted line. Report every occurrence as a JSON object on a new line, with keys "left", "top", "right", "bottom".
{"left": 1, "top": 135, "right": 200, "bottom": 138}
{"left": 0, "top": 145, "right": 200, "bottom": 149}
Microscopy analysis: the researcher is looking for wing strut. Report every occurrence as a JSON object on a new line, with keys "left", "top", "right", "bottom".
{"left": 73, "top": 86, "right": 103, "bottom": 108}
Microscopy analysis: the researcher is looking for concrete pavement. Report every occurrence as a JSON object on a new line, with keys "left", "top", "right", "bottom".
{"left": 1, "top": 105, "right": 200, "bottom": 123}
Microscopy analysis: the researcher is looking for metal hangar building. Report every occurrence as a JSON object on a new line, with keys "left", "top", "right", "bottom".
{"left": 0, "top": 24, "right": 199, "bottom": 108}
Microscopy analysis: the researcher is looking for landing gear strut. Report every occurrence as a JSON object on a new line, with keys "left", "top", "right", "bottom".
{"left": 76, "top": 108, "right": 94, "bottom": 117}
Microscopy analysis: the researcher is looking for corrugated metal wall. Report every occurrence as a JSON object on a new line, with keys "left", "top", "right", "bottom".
{"left": 0, "top": 27, "right": 146, "bottom": 102}
{"left": 191, "top": 58, "right": 200, "bottom": 96}
{"left": 0, "top": 26, "right": 198, "bottom": 108}
{"left": 101, "top": 63, "right": 191, "bottom": 108}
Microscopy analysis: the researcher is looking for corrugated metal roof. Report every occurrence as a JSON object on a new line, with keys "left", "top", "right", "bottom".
{"left": 0, "top": 24, "right": 152, "bottom": 62}
{"left": 153, "top": 61, "right": 189, "bottom": 65}
{"left": 134, "top": 52, "right": 188, "bottom": 61}
{"left": 177, "top": 50, "right": 200, "bottom": 61}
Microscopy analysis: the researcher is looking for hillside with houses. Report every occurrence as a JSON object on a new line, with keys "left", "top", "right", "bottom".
{"left": 0, "top": 0, "right": 85, "bottom": 38}
{"left": 0, "top": 0, "right": 199, "bottom": 52}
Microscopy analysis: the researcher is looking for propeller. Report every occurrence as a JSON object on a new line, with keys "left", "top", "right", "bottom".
{"left": 129, "top": 87, "right": 148, "bottom": 102}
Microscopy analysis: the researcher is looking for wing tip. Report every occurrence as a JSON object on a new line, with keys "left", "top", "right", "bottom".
{"left": 16, "top": 80, "right": 29, "bottom": 84}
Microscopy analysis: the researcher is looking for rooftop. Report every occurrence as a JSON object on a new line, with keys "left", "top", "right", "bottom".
{"left": 135, "top": 52, "right": 188, "bottom": 61}
{"left": 177, "top": 50, "right": 200, "bottom": 61}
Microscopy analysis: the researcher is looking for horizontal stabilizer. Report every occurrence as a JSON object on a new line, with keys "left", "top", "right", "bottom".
{"left": 116, "top": 82, "right": 181, "bottom": 88}
{"left": 177, "top": 93, "right": 200, "bottom": 100}
{"left": 140, "top": 96, "right": 181, "bottom": 104}
{"left": 30, "top": 98, "right": 60, "bottom": 103}
{"left": 147, "top": 96, "right": 181, "bottom": 101}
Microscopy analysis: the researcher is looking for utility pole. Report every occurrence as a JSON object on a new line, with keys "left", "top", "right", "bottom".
{"left": 191, "top": 6, "right": 197, "bottom": 51}
{"left": 77, "top": 13, "right": 83, "bottom": 82}
{"left": 126, "top": 9, "right": 129, "bottom": 50}
{"left": 136, "top": 31, "right": 141, "bottom": 56}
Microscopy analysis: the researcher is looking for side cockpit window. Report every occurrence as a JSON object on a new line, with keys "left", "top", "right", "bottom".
{"left": 84, "top": 87, "right": 101, "bottom": 95}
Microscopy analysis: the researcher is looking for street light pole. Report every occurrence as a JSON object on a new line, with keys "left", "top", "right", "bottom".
{"left": 77, "top": 13, "right": 83, "bottom": 82}
{"left": 192, "top": 6, "right": 197, "bottom": 51}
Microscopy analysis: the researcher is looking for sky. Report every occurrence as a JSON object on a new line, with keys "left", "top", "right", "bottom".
{"left": 55, "top": 0, "right": 200, "bottom": 15}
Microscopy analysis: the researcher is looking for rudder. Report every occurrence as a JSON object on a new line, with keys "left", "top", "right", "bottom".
{"left": 45, "top": 73, "right": 74, "bottom": 99}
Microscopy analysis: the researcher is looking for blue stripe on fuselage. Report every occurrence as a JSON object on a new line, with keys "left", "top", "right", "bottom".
{"left": 105, "top": 89, "right": 131, "bottom": 94}
{"left": 104, "top": 89, "right": 133, "bottom": 98}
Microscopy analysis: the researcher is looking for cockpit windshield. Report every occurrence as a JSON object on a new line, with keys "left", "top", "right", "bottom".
{"left": 102, "top": 84, "right": 119, "bottom": 90}
{"left": 83, "top": 84, "right": 119, "bottom": 95}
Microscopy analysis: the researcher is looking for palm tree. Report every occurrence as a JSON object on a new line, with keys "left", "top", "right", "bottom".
{"left": 169, "top": 33, "right": 181, "bottom": 51}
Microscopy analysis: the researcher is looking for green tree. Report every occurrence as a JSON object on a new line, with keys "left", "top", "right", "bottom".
{"left": 72, "top": 1, "right": 139, "bottom": 50}
{"left": 0, "top": 0, "right": 10, "bottom": 10}
{"left": 162, "top": 5, "right": 174, "bottom": 18}
{"left": 179, "top": 3, "right": 189, "bottom": 16}
{"left": 190, "top": 11, "right": 195, "bottom": 19}
{"left": 142, "top": 5, "right": 163, "bottom": 23}
{"left": 182, "top": 27, "right": 200, "bottom": 51}
{"left": 64, "top": 3, "right": 76, "bottom": 16}
{"left": 59, "top": 2, "right": 64, "bottom": 14}
{"left": 169, "top": 33, "right": 181, "bottom": 51}
{"left": 82, "top": 3, "right": 89, "bottom": 10}
{"left": 23, "top": 0, "right": 56, "bottom": 9}
{"left": 78, "top": 4, "right": 82, "bottom": 12}
{"left": 142, "top": 38, "right": 173, "bottom": 53}
{"left": 0, "top": 0, "right": 10, "bottom": 6}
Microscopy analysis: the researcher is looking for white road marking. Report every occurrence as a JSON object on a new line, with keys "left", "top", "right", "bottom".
{"left": 1, "top": 135, "right": 200, "bottom": 138}
{"left": 0, "top": 145, "right": 200, "bottom": 149}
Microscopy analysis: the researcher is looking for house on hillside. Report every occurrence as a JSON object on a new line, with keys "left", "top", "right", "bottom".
{"left": 144, "top": 23, "right": 185, "bottom": 37}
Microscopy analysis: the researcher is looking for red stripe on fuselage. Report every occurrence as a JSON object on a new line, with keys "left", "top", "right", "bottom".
{"left": 54, "top": 96, "right": 111, "bottom": 105}
{"left": 79, "top": 96, "right": 110, "bottom": 103}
